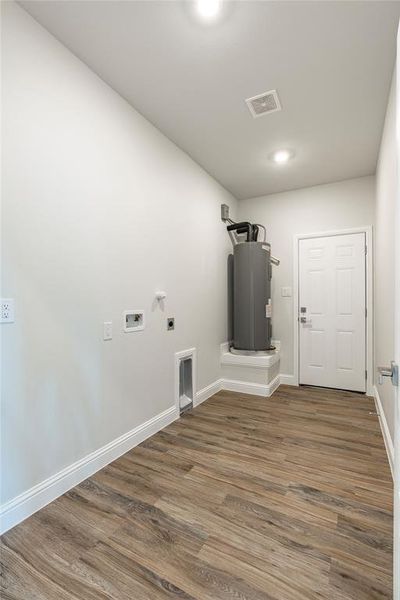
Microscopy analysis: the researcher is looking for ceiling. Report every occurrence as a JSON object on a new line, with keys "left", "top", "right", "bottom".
{"left": 19, "top": 1, "right": 400, "bottom": 200}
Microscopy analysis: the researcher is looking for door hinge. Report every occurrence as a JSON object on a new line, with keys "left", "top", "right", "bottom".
{"left": 365, "top": 370, "right": 368, "bottom": 380}
{"left": 365, "top": 307, "right": 367, "bottom": 318}
{"left": 365, "top": 245, "right": 368, "bottom": 255}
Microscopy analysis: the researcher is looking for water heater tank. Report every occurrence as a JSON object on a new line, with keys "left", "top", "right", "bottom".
{"left": 233, "top": 241, "right": 272, "bottom": 352}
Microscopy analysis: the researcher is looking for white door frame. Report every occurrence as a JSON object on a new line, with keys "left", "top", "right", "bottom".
{"left": 293, "top": 226, "right": 373, "bottom": 395}
{"left": 393, "top": 24, "right": 399, "bottom": 597}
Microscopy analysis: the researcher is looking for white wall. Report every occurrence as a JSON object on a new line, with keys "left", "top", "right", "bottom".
{"left": 238, "top": 176, "right": 375, "bottom": 377}
{"left": 375, "top": 71, "right": 397, "bottom": 443}
{"left": 1, "top": 2, "right": 237, "bottom": 506}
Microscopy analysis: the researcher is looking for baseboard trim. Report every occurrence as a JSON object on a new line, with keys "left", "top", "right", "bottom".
{"left": 195, "top": 379, "right": 223, "bottom": 407}
{"left": 221, "top": 374, "right": 280, "bottom": 397}
{"left": 0, "top": 405, "right": 178, "bottom": 535}
{"left": 279, "top": 374, "right": 298, "bottom": 386}
{"left": 373, "top": 385, "right": 394, "bottom": 479}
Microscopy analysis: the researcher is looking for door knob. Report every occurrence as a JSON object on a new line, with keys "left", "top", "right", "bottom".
{"left": 378, "top": 361, "right": 399, "bottom": 386}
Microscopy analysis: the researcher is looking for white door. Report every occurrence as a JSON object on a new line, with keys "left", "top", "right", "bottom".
{"left": 299, "top": 232, "right": 366, "bottom": 392}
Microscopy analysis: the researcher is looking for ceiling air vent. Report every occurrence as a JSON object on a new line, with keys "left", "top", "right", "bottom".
{"left": 245, "top": 89, "right": 281, "bottom": 118}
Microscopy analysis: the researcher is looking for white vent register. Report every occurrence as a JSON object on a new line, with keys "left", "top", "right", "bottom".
{"left": 245, "top": 89, "right": 281, "bottom": 118}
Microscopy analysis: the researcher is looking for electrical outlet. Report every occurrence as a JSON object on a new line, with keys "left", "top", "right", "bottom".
{"left": 103, "top": 321, "right": 112, "bottom": 340}
{"left": 221, "top": 204, "right": 230, "bottom": 221}
{"left": 1, "top": 299, "right": 15, "bottom": 323}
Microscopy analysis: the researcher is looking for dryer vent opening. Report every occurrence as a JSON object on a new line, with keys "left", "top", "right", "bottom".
{"left": 175, "top": 348, "right": 196, "bottom": 415}
{"left": 179, "top": 358, "right": 193, "bottom": 413}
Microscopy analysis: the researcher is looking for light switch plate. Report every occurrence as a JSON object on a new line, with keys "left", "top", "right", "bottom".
{"left": 281, "top": 287, "right": 292, "bottom": 297}
{"left": 103, "top": 321, "right": 112, "bottom": 340}
{"left": 1, "top": 298, "right": 15, "bottom": 323}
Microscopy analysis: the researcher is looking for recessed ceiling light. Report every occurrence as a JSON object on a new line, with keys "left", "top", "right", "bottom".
{"left": 197, "top": 0, "right": 221, "bottom": 19}
{"left": 271, "top": 150, "right": 293, "bottom": 164}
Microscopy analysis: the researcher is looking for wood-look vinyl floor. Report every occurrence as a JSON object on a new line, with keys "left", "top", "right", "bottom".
{"left": 0, "top": 385, "right": 393, "bottom": 600}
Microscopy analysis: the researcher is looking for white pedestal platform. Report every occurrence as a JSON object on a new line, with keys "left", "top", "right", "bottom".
{"left": 220, "top": 342, "right": 281, "bottom": 397}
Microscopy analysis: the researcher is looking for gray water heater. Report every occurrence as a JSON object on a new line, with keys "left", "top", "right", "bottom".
{"left": 225, "top": 217, "right": 279, "bottom": 355}
{"left": 233, "top": 242, "right": 272, "bottom": 351}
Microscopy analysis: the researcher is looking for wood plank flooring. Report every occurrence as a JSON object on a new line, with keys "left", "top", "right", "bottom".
{"left": 0, "top": 385, "right": 393, "bottom": 600}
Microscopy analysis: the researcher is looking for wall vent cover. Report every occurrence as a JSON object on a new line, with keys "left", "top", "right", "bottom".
{"left": 245, "top": 89, "right": 281, "bottom": 118}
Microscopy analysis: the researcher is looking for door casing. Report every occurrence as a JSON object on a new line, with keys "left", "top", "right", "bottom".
{"left": 292, "top": 226, "right": 373, "bottom": 395}
{"left": 393, "top": 25, "right": 399, "bottom": 597}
